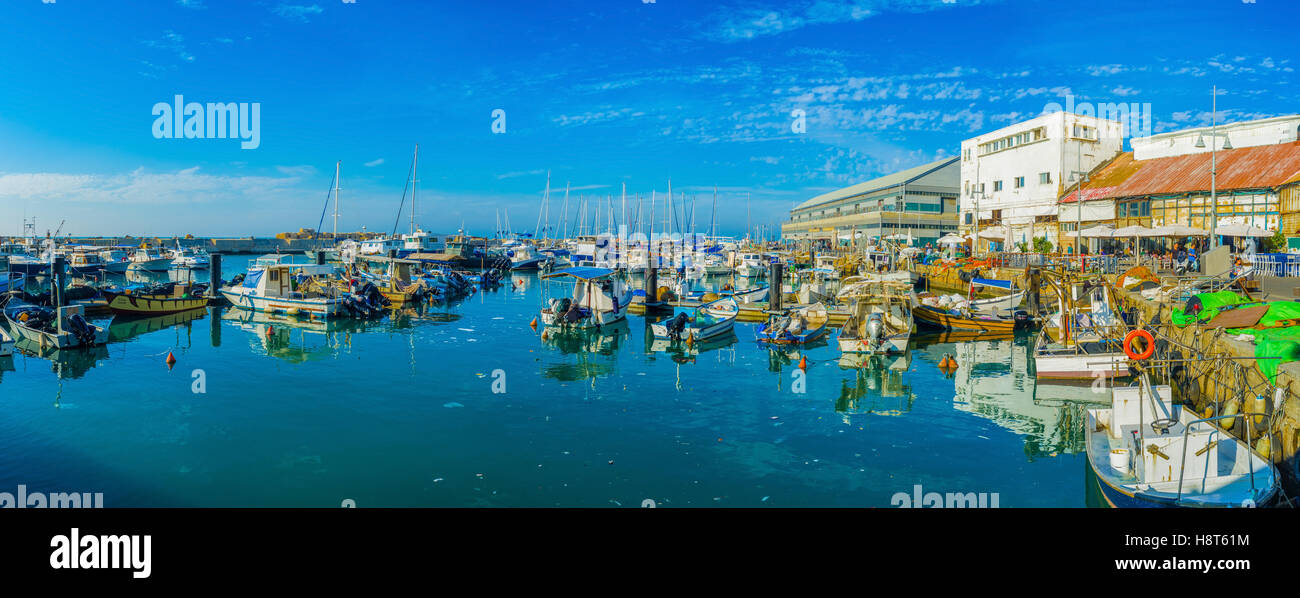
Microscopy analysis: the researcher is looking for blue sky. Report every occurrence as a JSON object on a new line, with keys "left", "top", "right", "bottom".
{"left": 1, "top": 0, "right": 1297, "bottom": 238}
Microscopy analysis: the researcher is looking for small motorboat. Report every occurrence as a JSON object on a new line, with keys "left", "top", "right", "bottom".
{"left": 837, "top": 279, "right": 913, "bottom": 354}
{"left": 650, "top": 297, "right": 739, "bottom": 343}
{"left": 3, "top": 299, "right": 110, "bottom": 349}
{"left": 539, "top": 267, "right": 633, "bottom": 330}
{"left": 757, "top": 302, "right": 829, "bottom": 344}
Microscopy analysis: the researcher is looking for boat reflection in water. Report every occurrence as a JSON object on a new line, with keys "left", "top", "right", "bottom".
{"left": 913, "top": 330, "right": 1102, "bottom": 458}
{"left": 8, "top": 334, "right": 111, "bottom": 381}
{"left": 834, "top": 352, "right": 914, "bottom": 423}
{"left": 538, "top": 319, "right": 630, "bottom": 382}
{"left": 763, "top": 337, "right": 829, "bottom": 374}
{"left": 220, "top": 308, "right": 386, "bottom": 364}
{"left": 108, "top": 307, "right": 208, "bottom": 343}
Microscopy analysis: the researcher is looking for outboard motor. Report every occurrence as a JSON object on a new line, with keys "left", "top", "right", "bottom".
{"left": 1013, "top": 310, "right": 1031, "bottom": 328}
{"left": 66, "top": 313, "right": 96, "bottom": 345}
{"left": 865, "top": 313, "right": 885, "bottom": 345}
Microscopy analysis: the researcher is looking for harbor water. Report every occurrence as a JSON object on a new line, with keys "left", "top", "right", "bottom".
{"left": 0, "top": 257, "right": 1107, "bottom": 507}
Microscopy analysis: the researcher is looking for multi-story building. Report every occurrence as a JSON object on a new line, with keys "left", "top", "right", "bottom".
{"left": 959, "top": 111, "right": 1123, "bottom": 252}
{"left": 1061, "top": 114, "right": 1300, "bottom": 252}
{"left": 782, "top": 157, "right": 959, "bottom": 247}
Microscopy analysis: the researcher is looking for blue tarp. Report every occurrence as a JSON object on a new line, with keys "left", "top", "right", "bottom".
{"left": 541, "top": 266, "right": 615, "bottom": 280}
{"left": 970, "top": 277, "right": 1012, "bottom": 290}
{"left": 242, "top": 269, "right": 264, "bottom": 289}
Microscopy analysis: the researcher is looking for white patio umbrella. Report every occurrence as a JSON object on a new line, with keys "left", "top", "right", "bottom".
{"left": 936, "top": 233, "right": 966, "bottom": 245}
{"left": 1151, "top": 224, "right": 1208, "bottom": 237}
{"left": 1215, "top": 223, "right": 1273, "bottom": 237}
{"left": 1063, "top": 224, "right": 1116, "bottom": 238}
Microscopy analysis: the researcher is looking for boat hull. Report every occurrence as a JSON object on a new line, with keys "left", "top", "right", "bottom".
{"left": 1035, "top": 353, "right": 1129, "bottom": 379}
{"left": 129, "top": 258, "right": 174, "bottom": 272}
{"left": 220, "top": 289, "right": 344, "bottom": 317}
{"left": 913, "top": 305, "right": 1016, "bottom": 333}
{"left": 3, "top": 312, "right": 109, "bottom": 349}
{"left": 101, "top": 290, "right": 209, "bottom": 316}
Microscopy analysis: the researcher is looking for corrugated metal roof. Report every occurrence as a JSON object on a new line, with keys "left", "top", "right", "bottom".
{"left": 1065, "top": 141, "right": 1300, "bottom": 202}
{"left": 794, "top": 157, "right": 958, "bottom": 211}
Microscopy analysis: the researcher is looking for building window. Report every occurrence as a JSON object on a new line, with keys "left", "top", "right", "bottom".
{"left": 1014, "top": 177, "right": 1025, "bottom": 188}
{"left": 993, "top": 181, "right": 1003, "bottom": 192}
{"left": 1039, "top": 172, "right": 1051, "bottom": 184}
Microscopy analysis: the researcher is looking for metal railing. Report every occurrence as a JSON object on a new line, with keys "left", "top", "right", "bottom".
{"left": 1247, "top": 253, "right": 1300, "bottom": 278}
{"left": 1175, "top": 412, "right": 1270, "bottom": 505}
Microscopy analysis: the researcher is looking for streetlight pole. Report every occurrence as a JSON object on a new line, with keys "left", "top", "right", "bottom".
{"left": 1195, "top": 85, "right": 1231, "bottom": 250}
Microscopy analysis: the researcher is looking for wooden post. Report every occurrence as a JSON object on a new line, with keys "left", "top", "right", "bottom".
{"left": 1027, "top": 267, "right": 1041, "bottom": 317}
{"left": 53, "top": 256, "right": 66, "bottom": 307}
{"left": 770, "top": 260, "right": 784, "bottom": 313}
{"left": 210, "top": 253, "right": 223, "bottom": 289}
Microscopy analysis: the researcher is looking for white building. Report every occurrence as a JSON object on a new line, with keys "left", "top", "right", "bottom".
{"left": 1130, "top": 114, "right": 1300, "bottom": 160}
{"left": 960, "top": 111, "right": 1123, "bottom": 251}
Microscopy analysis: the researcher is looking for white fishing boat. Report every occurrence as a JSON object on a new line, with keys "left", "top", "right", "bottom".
{"left": 359, "top": 236, "right": 405, "bottom": 256}
{"left": 128, "top": 246, "right": 174, "bottom": 272}
{"left": 837, "top": 279, "right": 913, "bottom": 354}
{"left": 735, "top": 253, "right": 768, "bottom": 279}
{"left": 651, "top": 297, "right": 739, "bottom": 342}
{"left": 539, "top": 267, "right": 633, "bottom": 329}
{"left": 505, "top": 241, "right": 549, "bottom": 270}
{"left": 169, "top": 242, "right": 211, "bottom": 269}
{"left": 3, "top": 300, "right": 110, "bottom": 349}
{"left": 967, "top": 277, "right": 1024, "bottom": 314}
{"left": 1086, "top": 374, "right": 1279, "bottom": 507}
{"left": 98, "top": 249, "right": 132, "bottom": 273}
{"left": 1034, "top": 276, "right": 1129, "bottom": 380}
{"left": 220, "top": 262, "right": 348, "bottom": 318}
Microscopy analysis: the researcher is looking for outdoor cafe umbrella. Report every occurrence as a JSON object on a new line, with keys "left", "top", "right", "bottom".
{"left": 1215, "top": 223, "right": 1273, "bottom": 237}
{"left": 1063, "top": 224, "right": 1116, "bottom": 238}
{"left": 936, "top": 233, "right": 966, "bottom": 245}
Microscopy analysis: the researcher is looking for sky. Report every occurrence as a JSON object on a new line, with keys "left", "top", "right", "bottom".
{"left": 0, "top": 0, "right": 1297, "bottom": 238}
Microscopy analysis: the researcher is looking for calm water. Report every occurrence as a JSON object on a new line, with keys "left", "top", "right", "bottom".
{"left": 0, "top": 257, "right": 1105, "bottom": 507}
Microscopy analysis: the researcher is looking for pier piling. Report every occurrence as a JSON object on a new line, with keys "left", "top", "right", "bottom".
{"left": 770, "top": 261, "right": 784, "bottom": 313}
{"left": 53, "top": 256, "right": 66, "bottom": 307}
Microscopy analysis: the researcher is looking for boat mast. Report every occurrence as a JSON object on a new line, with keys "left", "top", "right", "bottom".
{"left": 561, "top": 182, "right": 570, "bottom": 240}
{"left": 333, "top": 160, "right": 341, "bottom": 240}
{"left": 411, "top": 144, "right": 419, "bottom": 236}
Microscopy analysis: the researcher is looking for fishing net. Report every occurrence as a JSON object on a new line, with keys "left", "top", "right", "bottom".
{"left": 1170, "top": 290, "right": 1249, "bottom": 326}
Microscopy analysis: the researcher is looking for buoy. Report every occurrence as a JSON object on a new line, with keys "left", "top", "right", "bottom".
{"left": 685, "top": 334, "right": 694, "bottom": 347}
{"left": 165, "top": 351, "right": 176, "bottom": 369}
{"left": 1223, "top": 398, "right": 1239, "bottom": 430}
{"left": 798, "top": 355, "right": 807, "bottom": 370}
{"left": 1256, "top": 435, "right": 1271, "bottom": 459}
{"left": 529, "top": 317, "right": 538, "bottom": 329}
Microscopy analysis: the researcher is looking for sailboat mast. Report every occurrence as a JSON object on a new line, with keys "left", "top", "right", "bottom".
{"left": 411, "top": 144, "right": 419, "bottom": 235}
{"left": 333, "top": 160, "right": 340, "bottom": 239}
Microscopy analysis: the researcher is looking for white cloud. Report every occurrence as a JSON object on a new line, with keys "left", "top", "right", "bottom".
{"left": 364, "top": 159, "right": 384, "bottom": 167}
{"left": 275, "top": 165, "right": 317, "bottom": 177}
{"left": 143, "top": 30, "right": 195, "bottom": 63}
{"left": 273, "top": 3, "right": 324, "bottom": 23}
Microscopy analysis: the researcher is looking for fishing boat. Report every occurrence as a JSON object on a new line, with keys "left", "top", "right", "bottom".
{"left": 346, "top": 257, "right": 433, "bottom": 305}
{"left": 67, "top": 251, "right": 108, "bottom": 275}
{"left": 505, "top": 242, "right": 549, "bottom": 270}
{"left": 2, "top": 299, "right": 110, "bottom": 349}
{"left": 0, "top": 272, "right": 25, "bottom": 294}
{"left": 169, "top": 242, "right": 211, "bottom": 269}
{"left": 914, "top": 277, "right": 1023, "bottom": 333}
{"left": 837, "top": 280, "right": 913, "bottom": 354}
{"left": 0, "top": 243, "right": 48, "bottom": 275}
{"left": 735, "top": 253, "right": 768, "bottom": 279}
{"left": 99, "top": 282, "right": 210, "bottom": 316}
{"left": 1034, "top": 276, "right": 1129, "bottom": 380}
{"left": 98, "top": 248, "right": 132, "bottom": 273}
{"left": 219, "top": 262, "right": 350, "bottom": 318}
{"left": 128, "top": 246, "right": 174, "bottom": 272}
{"left": 757, "top": 302, "right": 829, "bottom": 344}
{"left": 714, "top": 284, "right": 768, "bottom": 307}
{"left": 650, "top": 297, "right": 739, "bottom": 343}
{"left": 1085, "top": 374, "right": 1278, "bottom": 507}
{"left": 539, "top": 267, "right": 633, "bottom": 330}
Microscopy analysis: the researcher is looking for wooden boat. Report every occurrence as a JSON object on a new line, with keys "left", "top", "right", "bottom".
{"left": 757, "top": 302, "right": 829, "bottom": 344}
{"left": 2, "top": 299, "right": 110, "bottom": 349}
{"left": 1034, "top": 275, "right": 1129, "bottom": 380}
{"left": 1086, "top": 374, "right": 1278, "bottom": 507}
{"left": 347, "top": 257, "right": 432, "bottom": 305}
{"left": 650, "top": 297, "right": 738, "bottom": 342}
{"left": 914, "top": 277, "right": 1022, "bottom": 332}
{"left": 540, "top": 267, "right": 633, "bottom": 330}
{"left": 220, "top": 262, "right": 350, "bottom": 318}
{"left": 837, "top": 279, "right": 913, "bottom": 354}
{"left": 912, "top": 303, "right": 1017, "bottom": 333}
{"left": 100, "top": 282, "right": 210, "bottom": 316}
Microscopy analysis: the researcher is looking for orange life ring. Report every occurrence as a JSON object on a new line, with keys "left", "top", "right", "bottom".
{"left": 1124, "top": 329, "right": 1155, "bottom": 361}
